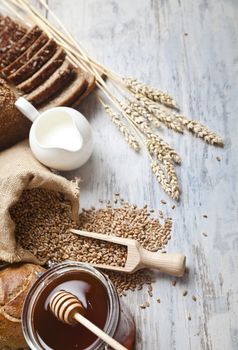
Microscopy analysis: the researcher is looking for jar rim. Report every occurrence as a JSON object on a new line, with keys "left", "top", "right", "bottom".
{"left": 22, "top": 261, "right": 120, "bottom": 350}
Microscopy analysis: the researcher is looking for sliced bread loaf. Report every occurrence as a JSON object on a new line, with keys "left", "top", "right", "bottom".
{"left": 39, "top": 69, "right": 88, "bottom": 110}
{"left": 0, "top": 16, "right": 13, "bottom": 33}
{"left": 72, "top": 72, "right": 96, "bottom": 108}
{"left": 17, "top": 47, "right": 66, "bottom": 93}
{"left": 1, "top": 33, "right": 48, "bottom": 77}
{"left": 0, "top": 26, "right": 42, "bottom": 69}
{"left": 8, "top": 38, "right": 57, "bottom": 85}
{"left": 0, "top": 20, "right": 26, "bottom": 55}
{"left": 26, "top": 60, "right": 76, "bottom": 106}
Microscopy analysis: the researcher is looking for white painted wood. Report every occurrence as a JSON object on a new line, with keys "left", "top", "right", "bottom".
{"left": 48, "top": 1, "right": 238, "bottom": 349}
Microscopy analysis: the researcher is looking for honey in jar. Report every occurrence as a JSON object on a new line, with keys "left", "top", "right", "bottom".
{"left": 22, "top": 262, "right": 135, "bottom": 350}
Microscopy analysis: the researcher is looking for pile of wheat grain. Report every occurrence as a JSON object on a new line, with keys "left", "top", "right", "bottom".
{"left": 10, "top": 188, "right": 172, "bottom": 295}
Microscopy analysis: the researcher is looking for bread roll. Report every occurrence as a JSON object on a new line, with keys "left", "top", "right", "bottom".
{"left": 0, "top": 263, "right": 45, "bottom": 349}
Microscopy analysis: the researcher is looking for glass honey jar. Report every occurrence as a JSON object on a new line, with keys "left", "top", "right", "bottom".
{"left": 22, "top": 261, "right": 136, "bottom": 350}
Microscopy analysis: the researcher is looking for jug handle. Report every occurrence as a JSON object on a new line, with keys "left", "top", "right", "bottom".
{"left": 15, "top": 97, "right": 40, "bottom": 122}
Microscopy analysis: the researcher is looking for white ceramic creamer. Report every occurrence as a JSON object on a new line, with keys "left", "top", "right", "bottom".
{"left": 15, "top": 97, "right": 93, "bottom": 171}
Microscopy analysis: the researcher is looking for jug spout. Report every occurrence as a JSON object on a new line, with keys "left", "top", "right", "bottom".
{"left": 64, "top": 125, "right": 84, "bottom": 152}
{"left": 15, "top": 97, "right": 40, "bottom": 122}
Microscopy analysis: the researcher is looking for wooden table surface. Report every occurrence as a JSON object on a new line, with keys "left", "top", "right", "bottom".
{"left": 46, "top": 1, "right": 237, "bottom": 349}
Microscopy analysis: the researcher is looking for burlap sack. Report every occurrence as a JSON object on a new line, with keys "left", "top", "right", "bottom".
{"left": 0, "top": 140, "right": 80, "bottom": 264}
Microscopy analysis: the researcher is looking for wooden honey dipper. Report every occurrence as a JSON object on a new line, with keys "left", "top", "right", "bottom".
{"left": 50, "top": 290, "right": 128, "bottom": 350}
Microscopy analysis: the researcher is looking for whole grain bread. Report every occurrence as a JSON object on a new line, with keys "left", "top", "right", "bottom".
{"left": 1, "top": 32, "right": 49, "bottom": 77}
{"left": 39, "top": 69, "right": 88, "bottom": 110}
{"left": 8, "top": 38, "right": 57, "bottom": 85}
{"left": 0, "top": 15, "right": 95, "bottom": 126}
{"left": 0, "top": 16, "right": 13, "bottom": 33}
{"left": 72, "top": 72, "right": 96, "bottom": 108}
{"left": 0, "top": 26, "right": 42, "bottom": 69}
{"left": 0, "top": 78, "right": 31, "bottom": 151}
{"left": 26, "top": 60, "right": 76, "bottom": 105}
{"left": 0, "top": 19, "right": 26, "bottom": 55}
{"left": 17, "top": 47, "right": 66, "bottom": 94}
{"left": 0, "top": 263, "right": 46, "bottom": 350}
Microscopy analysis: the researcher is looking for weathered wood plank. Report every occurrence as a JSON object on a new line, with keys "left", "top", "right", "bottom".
{"left": 49, "top": 1, "right": 238, "bottom": 349}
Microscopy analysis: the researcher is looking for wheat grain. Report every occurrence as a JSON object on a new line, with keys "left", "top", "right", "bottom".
{"left": 11, "top": 188, "right": 173, "bottom": 295}
{"left": 103, "top": 104, "right": 140, "bottom": 151}
{"left": 124, "top": 77, "right": 178, "bottom": 109}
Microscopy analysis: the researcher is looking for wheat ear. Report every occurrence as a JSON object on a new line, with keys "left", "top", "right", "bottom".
{"left": 176, "top": 116, "right": 224, "bottom": 146}
{"left": 124, "top": 77, "right": 179, "bottom": 110}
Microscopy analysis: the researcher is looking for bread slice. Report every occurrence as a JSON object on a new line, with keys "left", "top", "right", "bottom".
{"left": 72, "top": 72, "right": 96, "bottom": 108}
{"left": 17, "top": 47, "right": 66, "bottom": 93}
{"left": 39, "top": 69, "right": 88, "bottom": 110}
{"left": 0, "top": 26, "right": 42, "bottom": 69}
{"left": 0, "top": 16, "right": 13, "bottom": 32}
{"left": 1, "top": 33, "right": 48, "bottom": 77}
{"left": 26, "top": 60, "right": 76, "bottom": 106}
{"left": 8, "top": 38, "right": 57, "bottom": 85}
{"left": 0, "top": 19, "right": 26, "bottom": 55}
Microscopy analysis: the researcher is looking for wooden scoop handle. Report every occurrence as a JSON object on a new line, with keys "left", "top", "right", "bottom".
{"left": 50, "top": 291, "right": 127, "bottom": 350}
{"left": 139, "top": 249, "right": 186, "bottom": 277}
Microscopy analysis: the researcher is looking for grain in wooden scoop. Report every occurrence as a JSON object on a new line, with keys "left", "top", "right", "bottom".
{"left": 10, "top": 188, "right": 173, "bottom": 294}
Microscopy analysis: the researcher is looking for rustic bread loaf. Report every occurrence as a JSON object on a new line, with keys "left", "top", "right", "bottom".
{"left": 0, "top": 78, "right": 30, "bottom": 151}
{"left": 8, "top": 38, "right": 57, "bottom": 85}
{"left": 0, "top": 26, "right": 42, "bottom": 69}
{"left": 39, "top": 69, "right": 88, "bottom": 110}
{"left": 26, "top": 60, "right": 76, "bottom": 105}
{"left": 0, "top": 263, "right": 46, "bottom": 349}
{"left": 1, "top": 32, "right": 49, "bottom": 77}
{"left": 17, "top": 47, "right": 66, "bottom": 94}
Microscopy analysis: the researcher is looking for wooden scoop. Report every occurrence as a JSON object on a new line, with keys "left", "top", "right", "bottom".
{"left": 70, "top": 229, "right": 186, "bottom": 277}
{"left": 50, "top": 290, "right": 127, "bottom": 350}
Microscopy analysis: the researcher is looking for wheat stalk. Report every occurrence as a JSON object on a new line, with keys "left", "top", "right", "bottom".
{"left": 100, "top": 102, "right": 140, "bottom": 152}
{"left": 151, "top": 162, "right": 179, "bottom": 200}
{"left": 128, "top": 100, "right": 161, "bottom": 128}
{"left": 124, "top": 77, "right": 179, "bottom": 110}
{"left": 147, "top": 139, "right": 180, "bottom": 200}
{"left": 2, "top": 0, "right": 224, "bottom": 201}
{"left": 136, "top": 94, "right": 184, "bottom": 133}
{"left": 176, "top": 116, "right": 224, "bottom": 146}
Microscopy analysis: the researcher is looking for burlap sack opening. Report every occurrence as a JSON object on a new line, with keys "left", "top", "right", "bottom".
{"left": 0, "top": 140, "right": 80, "bottom": 264}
